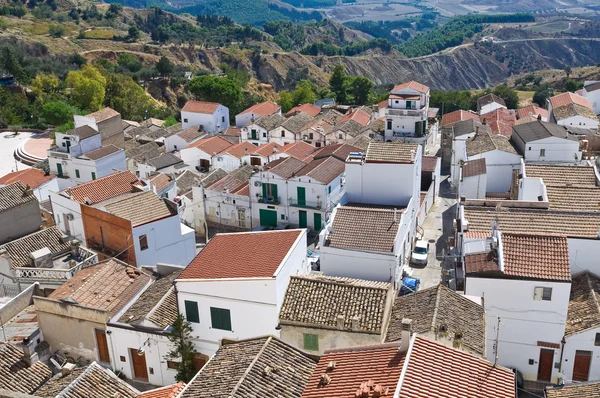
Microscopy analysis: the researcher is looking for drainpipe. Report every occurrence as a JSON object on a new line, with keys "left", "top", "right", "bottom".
{"left": 558, "top": 335, "right": 566, "bottom": 381}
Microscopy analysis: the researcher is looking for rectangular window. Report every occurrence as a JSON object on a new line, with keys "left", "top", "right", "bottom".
{"left": 185, "top": 300, "right": 200, "bottom": 323}
{"left": 303, "top": 333, "right": 319, "bottom": 351}
{"left": 222, "top": 116, "right": 225, "bottom": 123}
{"left": 338, "top": 133, "right": 343, "bottom": 139}
{"left": 281, "top": 130, "right": 285, "bottom": 137}
{"left": 210, "top": 307, "right": 231, "bottom": 331}
{"left": 315, "top": 142, "right": 321, "bottom": 148}
{"left": 387, "top": 120, "right": 392, "bottom": 130}
{"left": 262, "top": 183, "right": 278, "bottom": 202}
{"left": 281, "top": 214, "right": 285, "bottom": 220}
{"left": 183, "top": 118, "right": 188, "bottom": 123}
{"left": 166, "top": 360, "right": 179, "bottom": 369}
{"left": 139, "top": 235, "right": 149, "bottom": 251}
{"left": 534, "top": 287, "right": 552, "bottom": 301}
{"left": 91, "top": 172, "right": 96, "bottom": 180}
{"left": 540, "top": 149, "right": 546, "bottom": 157}
{"left": 595, "top": 333, "right": 600, "bottom": 346}
{"left": 309, "top": 133, "right": 314, "bottom": 139}
{"left": 263, "top": 132, "right": 267, "bottom": 138}
{"left": 75, "top": 169, "right": 80, "bottom": 178}
{"left": 328, "top": 186, "right": 332, "bottom": 194}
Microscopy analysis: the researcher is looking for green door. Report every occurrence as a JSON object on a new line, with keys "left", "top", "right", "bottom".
{"left": 65, "top": 140, "right": 71, "bottom": 153}
{"left": 297, "top": 187, "right": 306, "bottom": 207}
{"left": 406, "top": 100, "right": 412, "bottom": 109}
{"left": 299, "top": 210, "right": 307, "bottom": 228}
{"left": 56, "top": 163, "right": 63, "bottom": 177}
{"left": 314, "top": 213, "right": 322, "bottom": 231}
{"left": 259, "top": 209, "right": 277, "bottom": 227}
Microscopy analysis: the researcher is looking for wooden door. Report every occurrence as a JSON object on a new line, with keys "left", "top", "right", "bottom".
{"left": 297, "top": 187, "right": 306, "bottom": 206}
{"left": 299, "top": 210, "right": 307, "bottom": 228}
{"left": 537, "top": 349, "right": 554, "bottom": 381}
{"left": 95, "top": 329, "right": 110, "bottom": 363}
{"left": 129, "top": 348, "right": 149, "bottom": 381}
{"left": 573, "top": 350, "right": 592, "bottom": 382}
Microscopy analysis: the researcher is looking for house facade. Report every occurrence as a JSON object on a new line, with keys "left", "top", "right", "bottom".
{"left": 548, "top": 92, "right": 599, "bottom": 130}
{"left": 383, "top": 81, "right": 430, "bottom": 140}
{"left": 0, "top": 168, "right": 58, "bottom": 203}
{"left": 179, "top": 136, "right": 233, "bottom": 171}
{"left": 235, "top": 101, "right": 281, "bottom": 128}
{"left": 583, "top": 81, "right": 600, "bottom": 115}
{"left": 511, "top": 120, "right": 582, "bottom": 163}
{"left": 0, "top": 182, "right": 41, "bottom": 244}
{"left": 74, "top": 107, "right": 124, "bottom": 147}
{"left": 181, "top": 101, "right": 229, "bottom": 134}
{"left": 477, "top": 93, "right": 507, "bottom": 115}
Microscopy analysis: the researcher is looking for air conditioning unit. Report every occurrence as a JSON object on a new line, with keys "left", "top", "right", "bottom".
{"left": 254, "top": 181, "right": 262, "bottom": 187}
{"left": 61, "top": 161, "right": 68, "bottom": 166}
{"left": 66, "top": 213, "right": 74, "bottom": 221}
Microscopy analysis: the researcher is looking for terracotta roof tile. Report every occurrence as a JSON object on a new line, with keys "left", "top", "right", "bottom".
{"left": 182, "top": 336, "right": 316, "bottom": 398}
{"left": 0, "top": 168, "right": 55, "bottom": 190}
{"left": 312, "top": 143, "right": 362, "bottom": 161}
{"left": 339, "top": 108, "right": 371, "bottom": 126}
{"left": 501, "top": 233, "right": 570, "bottom": 281}
{"left": 365, "top": 142, "right": 419, "bottom": 163}
{"left": 238, "top": 101, "right": 281, "bottom": 117}
{"left": 181, "top": 100, "right": 220, "bottom": 114}
{"left": 480, "top": 108, "right": 516, "bottom": 137}
{"left": 462, "top": 158, "right": 486, "bottom": 178}
{"left": 585, "top": 82, "right": 600, "bottom": 93}
{"left": 546, "top": 186, "right": 600, "bottom": 212}
{"left": 550, "top": 92, "right": 597, "bottom": 121}
{"left": 525, "top": 164, "right": 596, "bottom": 187}
{"left": 0, "top": 343, "right": 52, "bottom": 394}
{"left": 147, "top": 173, "right": 174, "bottom": 193}
{"left": 67, "top": 171, "right": 140, "bottom": 204}
{"left": 35, "top": 367, "right": 87, "bottom": 397}
{"left": 546, "top": 381, "right": 600, "bottom": 398}
{"left": 0, "top": 181, "right": 36, "bottom": 212}
{"left": 385, "top": 285, "right": 486, "bottom": 356}
{"left": 56, "top": 362, "right": 139, "bottom": 398}
{"left": 224, "top": 126, "right": 242, "bottom": 137}
{"left": 176, "top": 170, "right": 204, "bottom": 196}
{"left": 550, "top": 91, "right": 593, "bottom": 109}
{"left": 148, "top": 290, "right": 178, "bottom": 329}
{"left": 516, "top": 105, "right": 549, "bottom": 120}
{"left": 80, "top": 145, "right": 122, "bottom": 160}
{"left": 422, "top": 156, "right": 438, "bottom": 173}
{"left": 280, "top": 141, "right": 316, "bottom": 160}
{"left": 441, "top": 110, "right": 480, "bottom": 127}
{"left": 178, "top": 230, "right": 303, "bottom": 280}
{"left": 86, "top": 107, "right": 120, "bottom": 122}
{"left": 326, "top": 204, "right": 402, "bottom": 253}
{"left": 264, "top": 157, "right": 307, "bottom": 179}
{"left": 253, "top": 142, "right": 282, "bottom": 157}
{"left": 65, "top": 125, "right": 99, "bottom": 140}
{"left": 189, "top": 136, "right": 233, "bottom": 155}
{"left": 0, "top": 226, "right": 70, "bottom": 268}
{"left": 49, "top": 259, "right": 152, "bottom": 316}
{"left": 286, "top": 103, "right": 321, "bottom": 117}
{"left": 301, "top": 342, "right": 406, "bottom": 398}
{"left": 392, "top": 81, "right": 429, "bottom": 93}
{"left": 280, "top": 274, "right": 391, "bottom": 333}
{"left": 138, "top": 382, "right": 186, "bottom": 398}
{"left": 220, "top": 141, "right": 257, "bottom": 159}
{"left": 398, "top": 336, "right": 515, "bottom": 398}
{"left": 102, "top": 191, "right": 174, "bottom": 227}
{"left": 349, "top": 135, "right": 372, "bottom": 151}
{"left": 566, "top": 272, "right": 600, "bottom": 336}
{"left": 466, "top": 132, "right": 517, "bottom": 156}
{"left": 296, "top": 157, "right": 345, "bottom": 184}
{"left": 464, "top": 252, "right": 500, "bottom": 275}
{"left": 255, "top": 114, "right": 286, "bottom": 131}
{"left": 176, "top": 127, "right": 204, "bottom": 143}
{"left": 477, "top": 93, "right": 506, "bottom": 112}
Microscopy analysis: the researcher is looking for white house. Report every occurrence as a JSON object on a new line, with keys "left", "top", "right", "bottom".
{"left": 465, "top": 131, "right": 522, "bottom": 193}
{"left": 463, "top": 229, "right": 571, "bottom": 384}
{"left": 241, "top": 114, "right": 285, "bottom": 145}
{"left": 0, "top": 168, "right": 58, "bottom": 203}
{"left": 211, "top": 142, "right": 281, "bottom": 172}
{"left": 74, "top": 107, "right": 124, "bottom": 147}
{"left": 459, "top": 158, "right": 487, "bottom": 199}
{"left": 180, "top": 136, "right": 233, "bottom": 171}
{"left": 181, "top": 100, "right": 229, "bottom": 134}
{"left": 235, "top": 101, "right": 281, "bottom": 128}
{"left": 175, "top": 229, "right": 310, "bottom": 357}
{"left": 511, "top": 120, "right": 582, "bottom": 163}
{"left": 582, "top": 81, "right": 600, "bottom": 115}
{"left": 47, "top": 125, "right": 126, "bottom": 189}
{"left": 382, "top": 81, "right": 430, "bottom": 140}
{"left": 516, "top": 105, "right": 549, "bottom": 123}
{"left": 106, "top": 265, "right": 184, "bottom": 386}
{"left": 144, "top": 172, "right": 177, "bottom": 200}
{"left": 269, "top": 113, "right": 315, "bottom": 146}
{"left": 548, "top": 92, "right": 599, "bottom": 130}
{"left": 137, "top": 153, "right": 185, "bottom": 179}
{"left": 477, "top": 93, "right": 507, "bottom": 115}
{"left": 249, "top": 156, "right": 345, "bottom": 230}
{"left": 164, "top": 126, "right": 205, "bottom": 153}
{"left": 447, "top": 121, "right": 489, "bottom": 185}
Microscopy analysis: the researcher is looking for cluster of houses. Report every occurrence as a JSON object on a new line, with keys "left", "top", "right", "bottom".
{"left": 2, "top": 79, "right": 600, "bottom": 398}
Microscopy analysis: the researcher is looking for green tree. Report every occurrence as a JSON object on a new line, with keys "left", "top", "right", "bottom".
{"left": 68, "top": 53, "right": 87, "bottom": 67}
{"left": 291, "top": 80, "right": 317, "bottom": 107}
{"left": 564, "top": 66, "right": 572, "bottom": 79}
{"left": 48, "top": 24, "right": 65, "bottom": 38}
{"left": 347, "top": 75, "right": 373, "bottom": 105}
{"left": 564, "top": 80, "right": 583, "bottom": 93}
{"left": 117, "top": 53, "right": 142, "bottom": 73}
{"left": 0, "top": 46, "right": 26, "bottom": 83}
{"left": 277, "top": 91, "right": 294, "bottom": 113}
{"left": 492, "top": 84, "right": 519, "bottom": 109}
{"left": 532, "top": 85, "right": 553, "bottom": 107}
{"left": 104, "top": 73, "right": 155, "bottom": 120}
{"left": 156, "top": 56, "right": 174, "bottom": 76}
{"left": 42, "top": 101, "right": 73, "bottom": 125}
{"left": 31, "top": 73, "right": 60, "bottom": 103}
{"left": 127, "top": 26, "right": 140, "bottom": 41}
{"left": 163, "top": 115, "right": 178, "bottom": 127}
{"left": 65, "top": 65, "right": 106, "bottom": 111}
{"left": 166, "top": 314, "right": 198, "bottom": 383}
{"left": 329, "top": 64, "right": 347, "bottom": 104}
{"left": 189, "top": 75, "right": 242, "bottom": 111}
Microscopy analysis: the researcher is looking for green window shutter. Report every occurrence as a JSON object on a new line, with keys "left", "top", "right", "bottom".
{"left": 328, "top": 186, "right": 331, "bottom": 194}
{"left": 303, "top": 334, "right": 318, "bottom": 351}
{"left": 210, "top": 307, "right": 231, "bottom": 331}
{"left": 184, "top": 300, "right": 200, "bottom": 323}
{"left": 262, "top": 182, "right": 267, "bottom": 198}
{"left": 91, "top": 172, "right": 96, "bottom": 180}
{"left": 272, "top": 184, "right": 278, "bottom": 201}
{"left": 75, "top": 169, "right": 80, "bottom": 178}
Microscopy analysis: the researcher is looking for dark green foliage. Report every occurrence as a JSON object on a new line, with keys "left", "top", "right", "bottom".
{"left": 156, "top": 56, "right": 174, "bottom": 75}
{"left": 430, "top": 90, "right": 477, "bottom": 113}
{"left": 189, "top": 75, "right": 242, "bottom": 115}
{"left": 0, "top": 5, "right": 26, "bottom": 17}
{"left": 48, "top": 24, "right": 64, "bottom": 37}
{"left": 564, "top": 79, "right": 583, "bottom": 93}
{"left": 118, "top": 53, "right": 142, "bottom": 73}
{"left": 492, "top": 84, "right": 519, "bottom": 109}
{"left": 166, "top": 314, "right": 198, "bottom": 383}
{"left": 533, "top": 85, "right": 553, "bottom": 107}
{"left": 300, "top": 38, "right": 392, "bottom": 56}
{"left": 42, "top": 101, "right": 73, "bottom": 125}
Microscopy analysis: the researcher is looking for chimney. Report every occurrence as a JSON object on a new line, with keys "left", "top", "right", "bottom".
{"left": 475, "top": 125, "right": 480, "bottom": 136}
{"left": 398, "top": 318, "right": 413, "bottom": 353}
{"left": 351, "top": 316, "right": 360, "bottom": 332}
{"left": 481, "top": 118, "right": 487, "bottom": 125}
{"left": 410, "top": 150, "right": 416, "bottom": 162}
{"left": 336, "top": 314, "right": 345, "bottom": 330}
{"left": 70, "top": 239, "right": 81, "bottom": 258}
{"left": 393, "top": 208, "right": 398, "bottom": 223}
{"left": 83, "top": 197, "right": 91, "bottom": 205}
{"left": 319, "top": 374, "right": 332, "bottom": 386}
{"left": 537, "top": 114, "right": 542, "bottom": 121}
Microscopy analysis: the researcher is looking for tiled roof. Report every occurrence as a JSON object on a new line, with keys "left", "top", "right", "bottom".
{"left": 239, "top": 101, "right": 281, "bottom": 117}
{"left": 49, "top": 259, "right": 152, "bottom": 316}
{"left": 56, "top": 362, "right": 139, "bottom": 398}
{"left": 442, "top": 119, "right": 489, "bottom": 138}
{"left": 67, "top": 170, "right": 139, "bottom": 204}
{"left": 462, "top": 158, "right": 486, "bottom": 178}
{"left": 176, "top": 126, "right": 204, "bottom": 143}
{"left": 0, "top": 226, "right": 70, "bottom": 268}
{"left": 253, "top": 142, "right": 282, "bottom": 157}
{"left": 516, "top": 105, "right": 549, "bottom": 120}
{"left": 0, "top": 342, "right": 52, "bottom": 394}
{"left": 296, "top": 157, "right": 345, "bottom": 184}
{"left": 119, "top": 271, "right": 180, "bottom": 327}
{"left": 463, "top": 206, "right": 600, "bottom": 239}
{"left": 546, "top": 186, "right": 600, "bottom": 212}
{"left": 332, "top": 120, "right": 365, "bottom": 137}
{"left": 178, "top": 230, "right": 303, "bottom": 280}
{"left": 301, "top": 342, "right": 406, "bottom": 398}
{"left": 546, "top": 381, "right": 600, "bottom": 398}
{"left": 565, "top": 272, "right": 600, "bottom": 336}
{"left": 464, "top": 252, "right": 500, "bottom": 275}
{"left": 103, "top": 191, "right": 174, "bottom": 227}
{"left": 441, "top": 110, "right": 480, "bottom": 127}
{"left": 138, "top": 382, "right": 186, "bottom": 398}
{"left": 181, "top": 336, "right": 317, "bottom": 398}
{"left": 35, "top": 367, "right": 87, "bottom": 397}
{"left": 146, "top": 153, "right": 183, "bottom": 169}
{"left": 141, "top": 118, "right": 165, "bottom": 128}
{"left": 125, "top": 142, "right": 165, "bottom": 162}
{"left": 65, "top": 125, "right": 99, "bottom": 140}
{"left": 86, "top": 107, "right": 120, "bottom": 122}
{"left": 312, "top": 143, "right": 362, "bottom": 162}
{"left": 385, "top": 285, "right": 486, "bottom": 356}
{"left": 392, "top": 81, "right": 429, "bottom": 93}
{"left": 303, "top": 118, "right": 335, "bottom": 135}
{"left": 280, "top": 141, "right": 316, "bottom": 160}
{"left": 40, "top": 199, "right": 53, "bottom": 213}
{"left": 176, "top": 169, "right": 204, "bottom": 195}
{"left": 220, "top": 141, "right": 257, "bottom": 159}
{"left": 0, "top": 168, "right": 55, "bottom": 190}
{"left": 398, "top": 336, "right": 515, "bottom": 398}
{"left": 525, "top": 164, "right": 596, "bottom": 187}
{"left": 207, "top": 173, "right": 249, "bottom": 195}
{"left": 389, "top": 94, "right": 420, "bottom": 100}
{"left": 0, "top": 181, "right": 36, "bottom": 212}
{"left": 80, "top": 145, "right": 122, "bottom": 161}
{"left": 265, "top": 156, "right": 307, "bottom": 179}
{"left": 477, "top": 93, "right": 506, "bottom": 111}
{"left": 286, "top": 103, "right": 321, "bottom": 117}
{"left": 189, "top": 136, "right": 233, "bottom": 155}
{"left": 550, "top": 91, "right": 593, "bottom": 110}
{"left": 148, "top": 290, "right": 178, "bottom": 329}
{"left": 280, "top": 274, "right": 391, "bottom": 333}
{"left": 339, "top": 108, "right": 371, "bottom": 126}
{"left": 480, "top": 108, "right": 516, "bottom": 137}
{"left": 282, "top": 112, "right": 315, "bottom": 133}
{"left": 550, "top": 92, "right": 597, "bottom": 121}
{"left": 512, "top": 120, "right": 576, "bottom": 142}
{"left": 466, "top": 132, "right": 517, "bottom": 156}
{"left": 585, "top": 81, "right": 600, "bottom": 92}
{"left": 365, "top": 142, "right": 419, "bottom": 164}
{"left": 255, "top": 114, "right": 286, "bottom": 131}
{"left": 181, "top": 100, "right": 220, "bottom": 114}
{"left": 147, "top": 172, "right": 174, "bottom": 193}
{"left": 224, "top": 126, "right": 242, "bottom": 137}
{"left": 422, "top": 156, "right": 438, "bottom": 173}
{"left": 201, "top": 168, "right": 228, "bottom": 188}
{"left": 349, "top": 135, "right": 372, "bottom": 151}
{"left": 326, "top": 204, "right": 402, "bottom": 253}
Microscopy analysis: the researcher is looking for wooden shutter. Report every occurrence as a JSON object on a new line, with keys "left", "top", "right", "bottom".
{"left": 303, "top": 334, "right": 318, "bottom": 351}
{"left": 210, "top": 307, "right": 231, "bottom": 331}
{"left": 184, "top": 300, "right": 199, "bottom": 323}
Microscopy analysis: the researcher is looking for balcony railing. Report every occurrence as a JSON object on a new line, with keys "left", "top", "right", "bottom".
{"left": 254, "top": 196, "right": 281, "bottom": 205}
{"left": 385, "top": 109, "right": 426, "bottom": 118}
{"left": 13, "top": 247, "right": 98, "bottom": 282}
{"left": 288, "top": 199, "right": 323, "bottom": 210}
{"left": 47, "top": 147, "right": 71, "bottom": 160}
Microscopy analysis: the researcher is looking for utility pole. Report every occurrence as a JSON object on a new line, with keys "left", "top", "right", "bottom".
{"left": 494, "top": 317, "right": 501, "bottom": 366}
